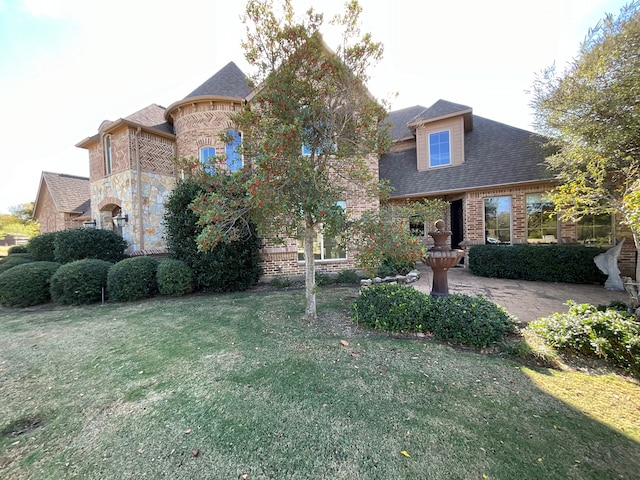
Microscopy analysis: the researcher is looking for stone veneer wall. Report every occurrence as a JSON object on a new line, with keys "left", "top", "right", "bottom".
{"left": 90, "top": 170, "right": 175, "bottom": 253}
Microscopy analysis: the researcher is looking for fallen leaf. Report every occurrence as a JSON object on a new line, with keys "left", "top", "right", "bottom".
{"left": 401, "top": 450, "right": 411, "bottom": 458}
{"left": 184, "top": 428, "right": 192, "bottom": 434}
{"left": 340, "top": 340, "right": 349, "bottom": 347}
{"left": 350, "top": 352, "right": 361, "bottom": 358}
{"left": 239, "top": 474, "right": 249, "bottom": 480}
{"left": 192, "top": 449, "right": 200, "bottom": 457}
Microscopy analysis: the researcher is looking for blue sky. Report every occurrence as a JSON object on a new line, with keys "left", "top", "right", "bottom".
{"left": 0, "top": 0, "right": 631, "bottom": 214}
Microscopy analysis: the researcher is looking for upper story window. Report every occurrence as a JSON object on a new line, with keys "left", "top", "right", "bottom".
{"left": 484, "top": 196, "right": 511, "bottom": 244}
{"left": 526, "top": 193, "right": 558, "bottom": 244}
{"left": 429, "top": 130, "right": 451, "bottom": 167}
{"left": 199, "top": 146, "right": 216, "bottom": 174}
{"left": 104, "top": 135, "right": 113, "bottom": 175}
{"left": 577, "top": 213, "right": 613, "bottom": 245}
{"left": 225, "top": 130, "right": 243, "bottom": 172}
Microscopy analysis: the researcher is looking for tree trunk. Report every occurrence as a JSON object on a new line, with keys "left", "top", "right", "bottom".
{"left": 304, "top": 223, "right": 317, "bottom": 322}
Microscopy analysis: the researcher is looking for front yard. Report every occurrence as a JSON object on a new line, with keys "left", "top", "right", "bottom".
{"left": 1, "top": 287, "right": 639, "bottom": 479}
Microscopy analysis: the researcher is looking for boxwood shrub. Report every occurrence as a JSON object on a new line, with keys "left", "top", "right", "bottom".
{"left": 107, "top": 256, "right": 159, "bottom": 302}
{"left": 7, "top": 245, "right": 29, "bottom": 254}
{"left": 0, "top": 253, "right": 34, "bottom": 274}
{"left": 0, "top": 261, "right": 60, "bottom": 307}
{"left": 157, "top": 259, "right": 194, "bottom": 296}
{"left": 352, "top": 284, "right": 516, "bottom": 348}
{"left": 528, "top": 301, "right": 640, "bottom": 376}
{"left": 468, "top": 244, "right": 607, "bottom": 284}
{"left": 26, "top": 232, "right": 58, "bottom": 261}
{"left": 53, "top": 228, "right": 128, "bottom": 264}
{"left": 49, "top": 259, "right": 113, "bottom": 305}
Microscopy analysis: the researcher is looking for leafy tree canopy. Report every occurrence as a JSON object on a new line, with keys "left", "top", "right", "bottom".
{"left": 189, "top": 0, "right": 388, "bottom": 320}
{"left": 0, "top": 203, "right": 39, "bottom": 238}
{"left": 531, "top": 1, "right": 640, "bottom": 278}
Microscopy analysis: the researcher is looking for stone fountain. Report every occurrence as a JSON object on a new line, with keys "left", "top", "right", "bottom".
{"left": 425, "top": 219, "right": 465, "bottom": 297}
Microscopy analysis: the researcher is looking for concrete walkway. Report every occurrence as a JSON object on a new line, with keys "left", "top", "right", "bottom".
{"left": 412, "top": 263, "right": 630, "bottom": 324}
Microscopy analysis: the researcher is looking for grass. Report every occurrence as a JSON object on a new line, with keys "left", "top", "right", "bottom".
{"left": 0, "top": 287, "right": 639, "bottom": 479}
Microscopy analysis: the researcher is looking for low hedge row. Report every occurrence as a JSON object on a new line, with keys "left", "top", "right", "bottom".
{"left": 352, "top": 283, "right": 516, "bottom": 348}
{"left": 468, "top": 244, "right": 607, "bottom": 284}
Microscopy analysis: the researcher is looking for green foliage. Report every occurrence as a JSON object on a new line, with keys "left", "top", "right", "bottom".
{"left": 352, "top": 283, "right": 434, "bottom": 333}
{"left": 352, "top": 284, "right": 516, "bottom": 347}
{"left": 430, "top": 294, "right": 516, "bottom": 348}
{"left": 163, "top": 179, "right": 262, "bottom": 293}
{"left": 26, "top": 232, "right": 58, "bottom": 261}
{"left": 529, "top": 301, "right": 640, "bottom": 376}
{"left": 0, "top": 254, "right": 34, "bottom": 274}
{"left": 53, "top": 228, "right": 128, "bottom": 264}
{"left": 336, "top": 269, "right": 360, "bottom": 284}
{"left": 314, "top": 271, "right": 334, "bottom": 287}
{"left": 0, "top": 261, "right": 60, "bottom": 307}
{"left": 531, "top": 2, "right": 640, "bottom": 278}
{"left": 376, "top": 257, "right": 416, "bottom": 278}
{"left": 0, "top": 203, "right": 40, "bottom": 238}
{"left": 270, "top": 276, "right": 292, "bottom": 289}
{"left": 107, "top": 256, "right": 159, "bottom": 302}
{"left": 157, "top": 259, "right": 194, "bottom": 297}
{"left": 49, "top": 259, "right": 112, "bottom": 305}
{"left": 468, "top": 244, "right": 607, "bottom": 284}
{"left": 8, "top": 245, "right": 29, "bottom": 254}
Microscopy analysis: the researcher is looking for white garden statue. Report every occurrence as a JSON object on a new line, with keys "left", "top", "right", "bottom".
{"left": 593, "top": 238, "right": 625, "bottom": 291}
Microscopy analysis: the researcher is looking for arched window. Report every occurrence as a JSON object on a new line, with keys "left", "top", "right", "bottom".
{"left": 104, "top": 135, "right": 113, "bottom": 175}
{"left": 225, "top": 130, "right": 243, "bottom": 172}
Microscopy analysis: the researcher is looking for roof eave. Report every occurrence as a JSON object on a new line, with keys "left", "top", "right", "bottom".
{"left": 76, "top": 118, "right": 175, "bottom": 148}
{"left": 407, "top": 108, "right": 473, "bottom": 130}
{"left": 164, "top": 95, "right": 246, "bottom": 122}
{"left": 387, "top": 178, "right": 557, "bottom": 200}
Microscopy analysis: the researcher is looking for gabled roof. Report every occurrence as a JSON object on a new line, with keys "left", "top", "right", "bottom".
{"left": 33, "top": 172, "right": 90, "bottom": 219}
{"left": 184, "top": 61, "right": 252, "bottom": 99}
{"left": 386, "top": 105, "right": 428, "bottom": 143}
{"left": 76, "top": 104, "right": 174, "bottom": 148}
{"left": 380, "top": 113, "right": 552, "bottom": 197}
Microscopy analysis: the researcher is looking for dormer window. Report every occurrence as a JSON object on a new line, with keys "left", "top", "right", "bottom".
{"left": 429, "top": 130, "right": 451, "bottom": 167}
{"left": 104, "top": 134, "right": 113, "bottom": 175}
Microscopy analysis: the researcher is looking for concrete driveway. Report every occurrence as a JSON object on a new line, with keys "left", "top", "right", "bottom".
{"left": 412, "top": 263, "right": 630, "bottom": 324}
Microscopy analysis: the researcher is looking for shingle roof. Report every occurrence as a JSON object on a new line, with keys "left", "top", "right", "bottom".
{"left": 379, "top": 112, "right": 552, "bottom": 197}
{"left": 184, "top": 61, "right": 252, "bottom": 99}
{"left": 38, "top": 172, "right": 90, "bottom": 214}
{"left": 409, "top": 99, "right": 472, "bottom": 125}
{"left": 386, "top": 105, "right": 428, "bottom": 142}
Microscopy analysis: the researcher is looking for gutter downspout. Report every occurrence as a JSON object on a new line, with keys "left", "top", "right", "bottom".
{"left": 135, "top": 127, "right": 145, "bottom": 251}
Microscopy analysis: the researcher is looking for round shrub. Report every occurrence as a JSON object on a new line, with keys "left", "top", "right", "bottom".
{"left": 157, "top": 259, "right": 194, "bottom": 296}
{"left": 8, "top": 245, "right": 29, "bottom": 254}
{"left": 336, "top": 269, "right": 360, "bottom": 284}
{"left": 50, "top": 259, "right": 113, "bottom": 305}
{"left": 352, "top": 283, "right": 434, "bottom": 333}
{"left": 0, "top": 261, "right": 60, "bottom": 307}
{"left": 53, "top": 228, "right": 128, "bottom": 264}
{"left": 26, "top": 232, "right": 58, "bottom": 261}
{"left": 430, "top": 294, "right": 517, "bottom": 348}
{"left": 0, "top": 254, "right": 34, "bottom": 274}
{"left": 107, "top": 256, "right": 159, "bottom": 302}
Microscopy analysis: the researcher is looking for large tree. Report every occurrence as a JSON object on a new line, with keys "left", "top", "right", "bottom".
{"left": 191, "top": 0, "right": 388, "bottom": 320}
{"left": 0, "top": 203, "right": 39, "bottom": 238}
{"left": 531, "top": 1, "right": 640, "bottom": 279}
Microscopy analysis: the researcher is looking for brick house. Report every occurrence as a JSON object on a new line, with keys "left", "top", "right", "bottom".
{"left": 33, "top": 171, "right": 91, "bottom": 233}
{"left": 380, "top": 100, "right": 636, "bottom": 275}
{"left": 34, "top": 63, "right": 635, "bottom": 277}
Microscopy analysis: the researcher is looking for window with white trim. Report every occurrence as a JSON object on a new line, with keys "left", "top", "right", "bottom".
{"left": 429, "top": 130, "right": 451, "bottom": 167}
{"left": 104, "top": 135, "right": 113, "bottom": 175}
{"left": 225, "top": 130, "right": 243, "bottom": 172}
{"left": 199, "top": 146, "right": 216, "bottom": 174}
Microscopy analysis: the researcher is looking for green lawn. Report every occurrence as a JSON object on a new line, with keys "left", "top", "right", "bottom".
{"left": 1, "top": 287, "right": 639, "bottom": 479}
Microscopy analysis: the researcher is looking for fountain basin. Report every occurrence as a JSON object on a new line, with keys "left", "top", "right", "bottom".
{"left": 425, "top": 249, "right": 464, "bottom": 297}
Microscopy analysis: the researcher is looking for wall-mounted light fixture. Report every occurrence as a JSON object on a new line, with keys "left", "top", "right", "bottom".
{"left": 114, "top": 213, "right": 129, "bottom": 228}
{"left": 83, "top": 219, "right": 97, "bottom": 228}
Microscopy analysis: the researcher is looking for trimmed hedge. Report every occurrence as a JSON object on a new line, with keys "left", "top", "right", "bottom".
{"left": 352, "top": 283, "right": 516, "bottom": 348}
{"left": 0, "top": 254, "right": 34, "bottom": 274}
{"left": 0, "top": 261, "right": 60, "bottom": 307}
{"left": 7, "top": 245, "right": 29, "bottom": 254}
{"left": 529, "top": 301, "right": 640, "bottom": 376}
{"left": 468, "top": 244, "right": 607, "bottom": 284}
{"left": 107, "top": 256, "right": 159, "bottom": 302}
{"left": 157, "top": 259, "right": 194, "bottom": 296}
{"left": 50, "top": 259, "right": 113, "bottom": 305}
{"left": 53, "top": 228, "right": 128, "bottom": 264}
{"left": 26, "top": 232, "right": 58, "bottom": 261}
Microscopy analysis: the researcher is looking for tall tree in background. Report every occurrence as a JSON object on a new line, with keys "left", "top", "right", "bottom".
{"left": 531, "top": 1, "right": 640, "bottom": 279}
{"left": 191, "top": 0, "right": 388, "bottom": 320}
{"left": 0, "top": 203, "right": 39, "bottom": 238}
